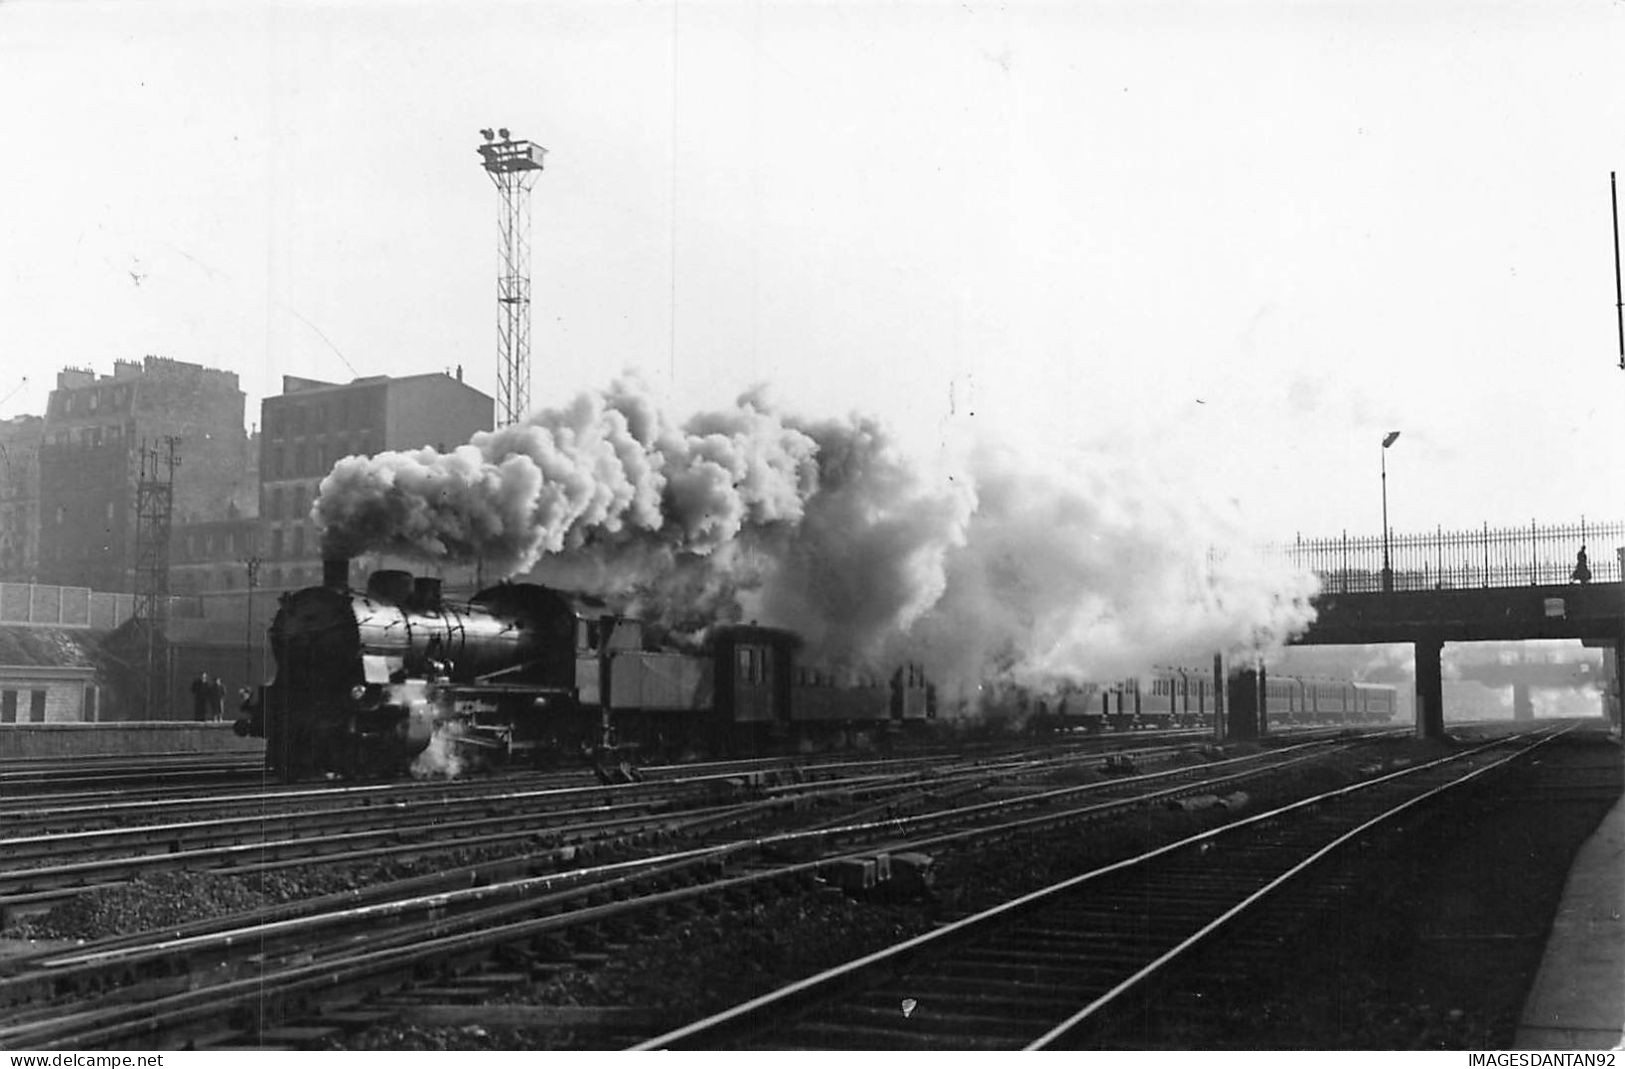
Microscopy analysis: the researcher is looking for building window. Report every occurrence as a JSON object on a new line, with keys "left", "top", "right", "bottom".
{"left": 0, "top": 690, "right": 15, "bottom": 723}
{"left": 270, "top": 529, "right": 283, "bottom": 558}
{"left": 30, "top": 690, "right": 46, "bottom": 722}
{"left": 291, "top": 526, "right": 304, "bottom": 556}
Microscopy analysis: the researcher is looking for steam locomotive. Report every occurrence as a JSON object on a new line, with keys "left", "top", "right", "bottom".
{"left": 238, "top": 561, "right": 933, "bottom": 780}
{"left": 238, "top": 562, "right": 1395, "bottom": 781}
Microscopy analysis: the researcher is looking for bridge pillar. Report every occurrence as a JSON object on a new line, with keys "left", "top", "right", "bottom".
{"left": 1512, "top": 682, "right": 1534, "bottom": 722}
{"left": 1415, "top": 635, "right": 1445, "bottom": 739}
{"left": 1610, "top": 641, "right": 1623, "bottom": 736}
{"left": 1225, "top": 666, "right": 1261, "bottom": 741}
{"left": 1211, "top": 653, "right": 1226, "bottom": 743}
{"left": 1258, "top": 664, "right": 1269, "bottom": 736}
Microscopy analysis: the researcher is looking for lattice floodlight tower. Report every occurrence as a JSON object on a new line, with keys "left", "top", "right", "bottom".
{"left": 477, "top": 127, "right": 547, "bottom": 426}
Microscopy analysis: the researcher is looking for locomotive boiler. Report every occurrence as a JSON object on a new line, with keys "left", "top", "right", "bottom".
{"left": 240, "top": 561, "right": 589, "bottom": 779}
{"left": 240, "top": 561, "right": 936, "bottom": 781}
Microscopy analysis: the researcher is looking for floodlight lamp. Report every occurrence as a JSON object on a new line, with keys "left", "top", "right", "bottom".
{"left": 480, "top": 128, "right": 495, "bottom": 141}
{"left": 1382, "top": 431, "right": 1401, "bottom": 448}
{"left": 499, "top": 127, "right": 510, "bottom": 141}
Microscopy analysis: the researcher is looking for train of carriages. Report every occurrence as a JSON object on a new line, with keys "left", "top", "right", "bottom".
{"left": 1027, "top": 669, "right": 1397, "bottom": 733}
{"left": 236, "top": 562, "right": 1397, "bottom": 781}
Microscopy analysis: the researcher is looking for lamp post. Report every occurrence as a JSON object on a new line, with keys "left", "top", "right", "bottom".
{"left": 1381, "top": 431, "right": 1401, "bottom": 592}
{"left": 242, "top": 556, "right": 261, "bottom": 694}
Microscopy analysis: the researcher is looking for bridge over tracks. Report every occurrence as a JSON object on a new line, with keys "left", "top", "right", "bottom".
{"left": 1267, "top": 520, "right": 1624, "bottom": 738}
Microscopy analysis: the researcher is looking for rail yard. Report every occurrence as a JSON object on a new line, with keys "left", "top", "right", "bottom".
{"left": 1, "top": 720, "right": 1617, "bottom": 1051}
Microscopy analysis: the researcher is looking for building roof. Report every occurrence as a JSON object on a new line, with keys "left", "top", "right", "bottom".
{"left": 270, "top": 371, "right": 490, "bottom": 403}
{"left": 0, "top": 626, "right": 104, "bottom": 669}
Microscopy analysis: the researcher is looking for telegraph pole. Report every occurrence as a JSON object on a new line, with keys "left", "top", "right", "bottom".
{"left": 241, "top": 555, "right": 261, "bottom": 697}
{"left": 1613, "top": 173, "right": 1623, "bottom": 369}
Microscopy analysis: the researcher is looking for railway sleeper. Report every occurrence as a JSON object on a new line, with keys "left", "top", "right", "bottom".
{"left": 781, "top": 1013, "right": 1028, "bottom": 1050}
{"left": 928, "top": 957, "right": 1150, "bottom": 987}
{"left": 879, "top": 975, "right": 1106, "bottom": 1009}
{"left": 829, "top": 995, "right": 1075, "bottom": 1027}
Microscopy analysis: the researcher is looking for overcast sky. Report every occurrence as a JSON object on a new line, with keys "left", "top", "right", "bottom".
{"left": 3, "top": 0, "right": 1623, "bottom": 542}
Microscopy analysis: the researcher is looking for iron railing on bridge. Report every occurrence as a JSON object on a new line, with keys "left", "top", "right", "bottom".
{"left": 1271, "top": 519, "right": 1624, "bottom": 594}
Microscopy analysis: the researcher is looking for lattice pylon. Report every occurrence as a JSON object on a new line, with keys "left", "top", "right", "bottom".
{"left": 478, "top": 132, "right": 546, "bottom": 427}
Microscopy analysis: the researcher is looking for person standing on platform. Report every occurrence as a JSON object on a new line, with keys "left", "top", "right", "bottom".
{"left": 208, "top": 676, "right": 227, "bottom": 721}
{"left": 191, "top": 672, "right": 211, "bottom": 722}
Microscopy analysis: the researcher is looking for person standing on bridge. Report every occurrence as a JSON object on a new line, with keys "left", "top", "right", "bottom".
{"left": 1572, "top": 545, "right": 1592, "bottom": 584}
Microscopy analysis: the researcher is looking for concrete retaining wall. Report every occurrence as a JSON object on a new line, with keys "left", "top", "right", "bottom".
{"left": 0, "top": 721, "right": 265, "bottom": 759}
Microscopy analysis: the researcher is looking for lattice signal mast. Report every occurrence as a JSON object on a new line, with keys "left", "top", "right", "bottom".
{"left": 477, "top": 127, "right": 547, "bottom": 425}
{"left": 134, "top": 435, "right": 179, "bottom": 717}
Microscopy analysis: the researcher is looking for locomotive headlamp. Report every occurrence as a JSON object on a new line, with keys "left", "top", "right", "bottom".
{"left": 350, "top": 685, "right": 368, "bottom": 702}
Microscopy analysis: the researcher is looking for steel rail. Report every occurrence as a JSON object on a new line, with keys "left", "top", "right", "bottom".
{"left": 629, "top": 728, "right": 1555, "bottom": 1050}
{"left": 1, "top": 737, "right": 1371, "bottom": 1048}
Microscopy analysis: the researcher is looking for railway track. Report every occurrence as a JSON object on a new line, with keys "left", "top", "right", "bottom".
{"left": 0, "top": 752, "right": 267, "bottom": 794}
{"left": 0, "top": 730, "right": 1378, "bottom": 917}
{"left": 0, "top": 734, "right": 1380, "bottom": 1049}
{"left": 0, "top": 729, "right": 1268, "bottom": 879}
{"left": 0, "top": 724, "right": 1236, "bottom": 800}
{"left": 630, "top": 726, "right": 1566, "bottom": 1050}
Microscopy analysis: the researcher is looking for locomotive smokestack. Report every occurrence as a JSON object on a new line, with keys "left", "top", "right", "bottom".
{"left": 322, "top": 558, "right": 350, "bottom": 589}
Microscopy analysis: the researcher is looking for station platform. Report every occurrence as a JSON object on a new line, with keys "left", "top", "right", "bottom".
{"left": 0, "top": 721, "right": 264, "bottom": 759}
{"left": 1515, "top": 770, "right": 1625, "bottom": 1050}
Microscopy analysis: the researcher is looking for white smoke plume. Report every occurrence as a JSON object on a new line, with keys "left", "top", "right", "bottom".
{"left": 411, "top": 722, "right": 465, "bottom": 780}
{"left": 314, "top": 374, "right": 1318, "bottom": 696}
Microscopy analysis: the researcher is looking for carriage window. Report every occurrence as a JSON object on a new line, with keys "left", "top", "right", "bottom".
{"left": 737, "top": 646, "right": 768, "bottom": 684}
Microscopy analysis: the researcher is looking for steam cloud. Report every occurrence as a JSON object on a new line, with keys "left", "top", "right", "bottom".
{"left": 314, "top": 374, "right": 1318, "bottom": 695}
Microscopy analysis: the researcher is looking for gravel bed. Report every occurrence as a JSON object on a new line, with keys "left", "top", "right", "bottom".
{"left": 9, "top": 731, "right": 1575, "bottom": 1052}
{"left": 325, "top": 734, "right": 1431, "bottom": 1050}
{"left": 1100, "top": 731, "right": 1623, "bottom": 1050}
